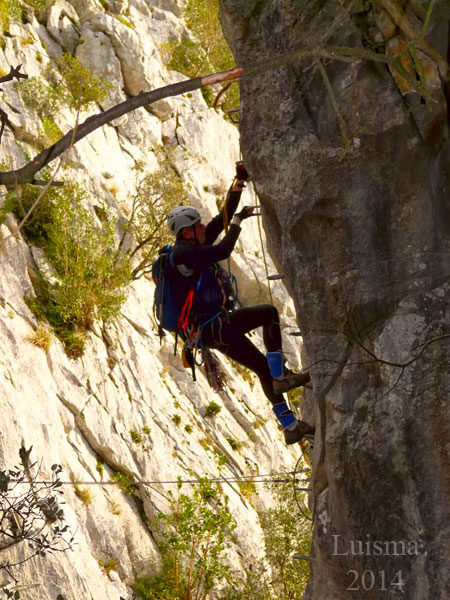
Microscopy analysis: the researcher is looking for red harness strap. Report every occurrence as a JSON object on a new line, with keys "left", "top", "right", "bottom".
{"left": 177, "top": 288, "right": 195, "bottom": 332}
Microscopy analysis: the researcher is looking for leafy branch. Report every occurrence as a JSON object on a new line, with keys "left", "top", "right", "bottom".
{"left": 122, "top": 162, "right": 187, "bottom": 279}
{"left": 0, "top": 447, "right": 74, "bottom": 587}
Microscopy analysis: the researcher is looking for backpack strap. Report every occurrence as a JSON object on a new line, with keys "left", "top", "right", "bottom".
{"left": 176, "top": 272, "right": 203, "bottom": 334}
{"left": 172, "top": 268, "right": 203, "bottom": 359}
{"left": 177, "top": 288, "right": 195, "bottom": 332}
{"left": 155, "top": 251, "right": 169, "bottom": 342}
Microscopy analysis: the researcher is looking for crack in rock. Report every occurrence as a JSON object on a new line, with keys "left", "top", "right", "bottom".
{"left": 57, "top": 393, "right": 138, "bottom": 483}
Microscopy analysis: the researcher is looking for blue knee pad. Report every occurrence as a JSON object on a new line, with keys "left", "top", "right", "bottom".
{"left": 266, "top": 351, "right": 284, "bottom": 378}
{"left": 272, "top": 401, "right": 297, "bottom": 429}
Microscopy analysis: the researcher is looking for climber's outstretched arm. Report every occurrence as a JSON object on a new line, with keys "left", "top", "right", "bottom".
{"left": 205, "top": 161, "right": 249, "bottom": 244}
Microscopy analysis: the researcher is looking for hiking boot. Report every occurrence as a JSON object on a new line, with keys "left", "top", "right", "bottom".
{"left": 284, "top": 420, "right": 315, "bottom": 445}
{"left": 273, "top": 370, "right": 311, "bottom": 395}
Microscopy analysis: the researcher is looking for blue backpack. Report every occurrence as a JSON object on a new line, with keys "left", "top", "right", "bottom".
{"left": 152, "top": 245, "right": 237, "bottom": 383}
{"left": 152, "top": 245, "right": 183, "bottom": 336}
{"left": 152, "top": 245, "right": 237, "bottom": 340}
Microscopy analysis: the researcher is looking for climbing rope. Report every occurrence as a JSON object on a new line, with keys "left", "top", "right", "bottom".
{"left": 222, "top": 178, "right": 239, "bottom": 307}
{"left": 253, "top": 184, "right": 274, "bottom": 307}
{"left": 232, "top": 151, "right": 274, "bottom": 306}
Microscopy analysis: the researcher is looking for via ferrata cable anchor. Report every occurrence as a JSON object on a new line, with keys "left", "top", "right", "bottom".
{"left": 243, "top": 205, "right": 261, "bottom": 218}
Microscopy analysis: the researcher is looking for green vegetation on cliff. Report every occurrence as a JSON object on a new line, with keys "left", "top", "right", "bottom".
{"left": 135, "top": 475, "right": 312, "bottom": 599}
{"left": 4, "top": 179, "right": 130, "bottom": 357}
{"left": 166, "top": 0, "right": 239, "bottom": 112}
{"left": 0, "top": 0, "right": 55, "bottom": 45}
{"left": 14, "top": 53, "right": 112, "bottom": 116}
{"left": 0, "top": 144, "right": 186, "bottom": 357}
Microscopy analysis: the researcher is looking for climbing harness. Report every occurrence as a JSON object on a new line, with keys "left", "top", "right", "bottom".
{"left": 153, "top": 234, "right": 236, "bottom": 387}
{"left": 181, "top": 309, "right": 224, "bottom": 384}
{"left": 174, "top": 186, "right": 242, "bottom": 388}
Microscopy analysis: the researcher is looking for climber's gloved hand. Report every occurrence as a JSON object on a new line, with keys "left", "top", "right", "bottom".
{"left": 235, "top": 206, "right": 256, "bottom": 220}
{"left": 235, "top": 161, "right": 249, "bottom": 181}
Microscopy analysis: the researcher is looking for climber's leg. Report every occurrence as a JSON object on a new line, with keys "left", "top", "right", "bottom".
{"left": 202, "top": 319, "right": 313, "bottom": 444}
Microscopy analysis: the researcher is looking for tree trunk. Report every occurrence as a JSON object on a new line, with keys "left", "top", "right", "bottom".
{"left": 220, "top": 1, "right": 450, "bottom": 598}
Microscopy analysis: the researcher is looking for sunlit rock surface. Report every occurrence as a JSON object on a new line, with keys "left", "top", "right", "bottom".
{"left": 0, "top": 1, "right": 306, "bottom": 597}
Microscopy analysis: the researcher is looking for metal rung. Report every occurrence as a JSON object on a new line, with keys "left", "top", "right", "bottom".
{"left": 289, "top": 331, "right": 302, "bottom": 336}
{"left": 292, "top": 555, "right": 315, "bottom": 562}
{"left": 294, "top": 487, "right": 312, "bottom": 492}
{"left": 267, "top": 274, "right": 285, "bottom": 280}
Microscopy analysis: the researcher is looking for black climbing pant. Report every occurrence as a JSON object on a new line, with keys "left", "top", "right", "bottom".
{"left": 200, "top": 304, "right": 284, "bottom": 405}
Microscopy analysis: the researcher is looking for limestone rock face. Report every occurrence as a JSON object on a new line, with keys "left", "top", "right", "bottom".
{"left": 220, "top": 1, "right": 450, "bottom": 598}
{"left": 0, "top": 2, "right": 305, "bottom": 599}
{"left": 46, "top": 0, "right": 80, "bottom": 52}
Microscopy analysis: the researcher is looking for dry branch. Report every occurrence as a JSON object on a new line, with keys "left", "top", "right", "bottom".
{"left": 0, "top": 108, "right": 14, "bottom": 144}
{"left": 0, "top": 48, "right": 397, "bottom": 186}
{"left": 0, "top": 30, "right": 445, "bottom": 187}
{"left": 0, "top": 68, "right": 243, "bottom": 187}
{"left": 317, "top": 60, "right": 350, "bottom": 149}
{"left": 0, "top": 64, "right": 28, "bottom": 85}
{"left": 0, "top": 65, "right": 27, "bottom": 144}
{"left": 407, "top": 0, "right": 428, "bottom": 20}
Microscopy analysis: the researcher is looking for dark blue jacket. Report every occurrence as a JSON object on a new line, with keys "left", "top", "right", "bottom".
{"left": 171, "top": 189, "right": 242, "bottom": 320}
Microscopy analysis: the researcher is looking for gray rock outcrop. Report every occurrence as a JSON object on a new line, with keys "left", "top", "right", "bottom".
{"left": 220, "top": 1, "right": 450, "bottom": 598}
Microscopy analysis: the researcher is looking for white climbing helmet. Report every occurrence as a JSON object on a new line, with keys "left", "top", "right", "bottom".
{"left": 167, "top": 206, "right": 201, "bottom": 236}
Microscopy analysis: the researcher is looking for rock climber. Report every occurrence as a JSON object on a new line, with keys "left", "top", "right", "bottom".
{"left": 166, "top": 162, "right": 314, "bottom": 445}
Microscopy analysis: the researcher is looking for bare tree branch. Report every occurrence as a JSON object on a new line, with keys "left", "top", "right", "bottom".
{"left": 0, "top": 32, "right": 443, "bottom": 186}
{"left": 0, "top": 68, "right": 243, "bottom": 186}
{"left": 14, "top": 102, "right": 82, "bottom": 236}
{"left": 0, "top": 65, "right": 28, "bottom": 145}
{"left": 0, "top": 65, "right": 28, "bottom": 85}
{"left": 317, "top": 60, "right": 350, "bottom": 148}
{"left": 0, "top": 108, "right": 14, "bottom": 144}
{"left": 212, "top": 82, "right": 232, "bottom": 109}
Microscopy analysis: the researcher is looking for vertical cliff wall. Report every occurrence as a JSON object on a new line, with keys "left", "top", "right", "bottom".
{"left": 0, "top": 1, "right": 306, "bottom": 598}
{"left": 220, "top": 1, "right": 450, "bottom": 598}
